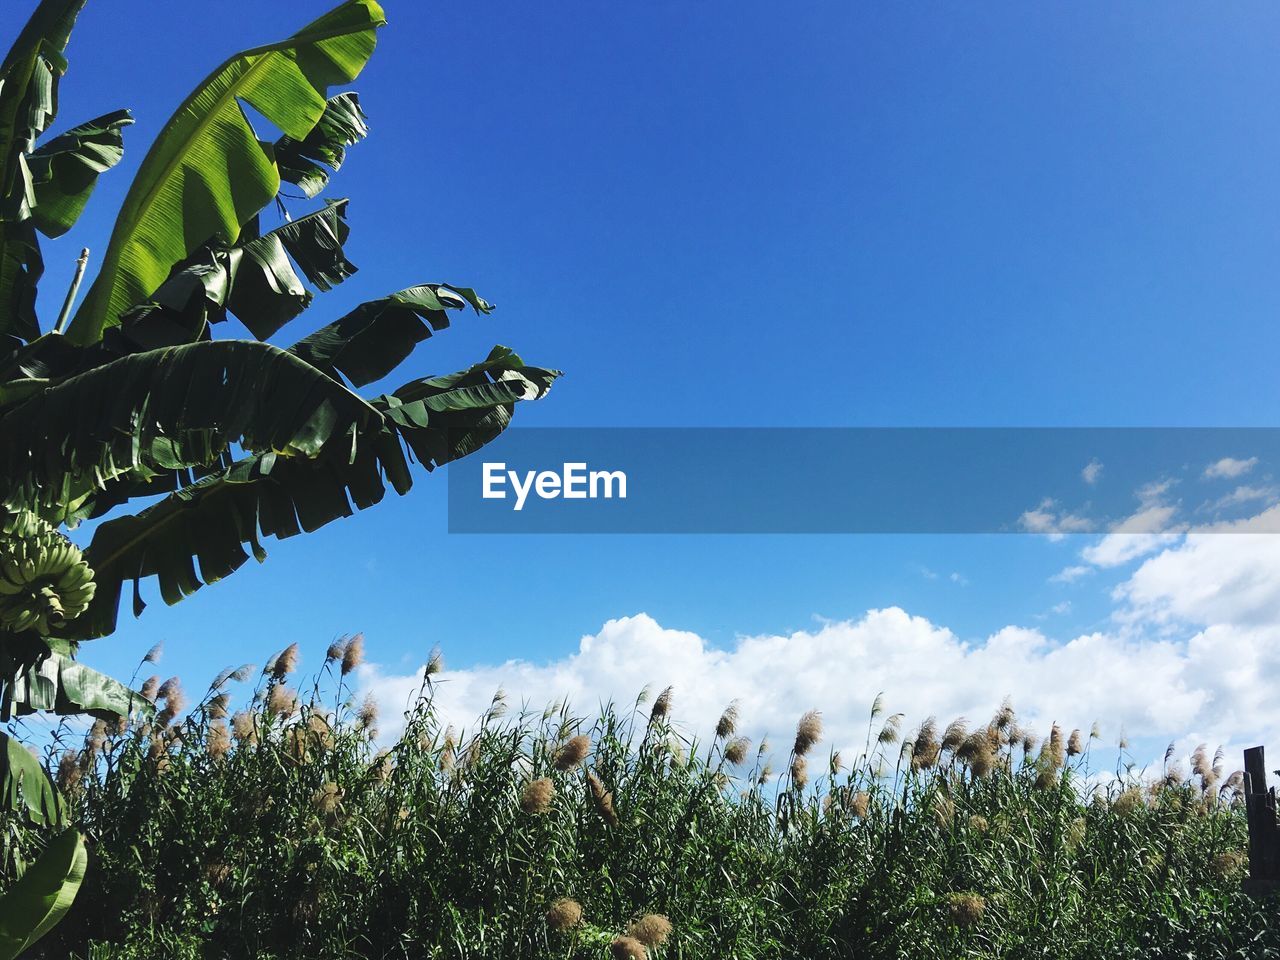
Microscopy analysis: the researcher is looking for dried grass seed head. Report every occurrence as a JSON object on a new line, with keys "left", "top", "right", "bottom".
{"left": 628, "top": 914, "right": 672, "bottom": 948}
{"left": 793, "top": 709, "right": 823, "bottom": 757}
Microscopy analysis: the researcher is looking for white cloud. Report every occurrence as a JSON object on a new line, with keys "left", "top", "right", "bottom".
{"left": 1204, "top": 457, "right": 1258, "bottom": 480}
{"left": 1082, "top": 459, "right": 1103, "bottom": 485}
{"left": 359, "top": 505, "right": 1280, "bottom": 779}
{"left": 1018, "top": 498, "right": 1094, "bottom": 539}
{"left": 1051, "top": 565, "right": 1092, "bottom": 584}
{"left": 1051, "top": 601, "right": 1072, "bottom": 615}
{"left": 361, "top": 603, "right": 1277, "bottom": 764}
{"left": 1203, "top": 485, "right": 1279, "bottom": 514}
{"left": 950, "top": 572, "right": 969, "bottom": 586}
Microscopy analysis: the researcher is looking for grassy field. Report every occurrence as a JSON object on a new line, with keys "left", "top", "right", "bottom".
{"left": 10, "top": 637, "right": 1277, "bottom": 960}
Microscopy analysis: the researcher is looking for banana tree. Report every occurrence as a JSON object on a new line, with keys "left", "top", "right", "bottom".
{"left": 0, "top": 0, "right": 557, "bottom": 839}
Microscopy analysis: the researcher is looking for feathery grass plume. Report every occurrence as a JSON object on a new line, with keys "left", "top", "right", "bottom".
{"left": 1191, "top": 744, "right": 1212, "bottom": 780}
{"left": 56, "top": 750, "right": 81, "bottom": 793}
{"left": 757, "top": 763, "right": 773, "bottom": 786}
{"left": 312, "top": 782, "right": 342, "bottom": 817}
{"left": 911, "top": 718, "right": 940, "bottom": 771}
{"left": 878, "top": 713, "right": 902, "bottom": 745}
{"left": 157, "top": 677, "right": 184, "bottom": 708}
{"left": 231, "top": 711, "right": 257, "bottom": 745}
{"left": 207, "top": 720, "right": 231, "bottom": 760}
{"left": 1164, "top": 741, "right": 1176, "bottom": 766}
{"left": 341, "top": 633, "right": 365, "bottom": 676}
{"left": 610, "top": 937, "right": 646, "bottom": 960}
{"left": 441, "top": 726, "right": 457, "bottom": 770}
{"left": 724, "top": 736, "right": 751, "bottom": 766}
{"left": 968, "top": 814, "right": 989, "bottom": 834}
{"left": 325, "top": 637, "right": 346, "bottom": 662}
{"left": 715, "top": 702, "right": 740, "bottom": 739}
{"left": 870, "top": 691, "right": 885, "bottom": 719}
{"left": 372, "top": 749, "right": 393, "bottom": 782}
{"left": 140, "top": 675, "right": 160, "bottom": 701}
{"left": 794, "top": 710, "right": 823, "bottom": 757}
{"left": 426, "top": 647, "right": 445, "bottom": 676}
{"left": 1090, "top": 721, "right": 1102, "bottom": 740}
{"left": 306, "top": 713, "right": 334, "bottom": 753}
{"left": 271, "top": 642, "right": 300, "bottom": 680}
{"left": 1067, "top": 729, "right": 1084, "bottom": 757}
{"left": 267, "top": 685, "right": 298, "bottom": 718}
{"left": 851, "top": 791, "right": 870, "bottom": 819}
{"left": 942, "top": 718, "right": 968, "bottom": 753}
{"left": 85, "top": 719, "right": 108, "bottom": 756}
{"left": 1213, "top": 746, "right": 1225, "bottom": 778}
{"left": 521, "top": 777, "right": 556, "bottom": 814}
{"left": 1221, "top": 770, "right": 1245, "bottom": 800}
{"left": 1066, "top": 816, "right": 1087, "bottom": 849}
{"left": 790, "top": 756, "right": 808, "bottom": 791}
{"left": 230, "top": 663, "right": 256, "bottom": 683}
{"left": 486, "top": 687, "right": 508, "bottom": 721}
{"left": 1211, "top": 849, "right": 1247, "bottom": 880}
{"left": 628, "top": 914, "right": 672, "bottom": 948}
{"left": 933, "top": 793, "right": 955, "bottom": 828}
{"left": 958, "top": 732, "right": 995, "bottom": 778}
{"left": 947, "top": 892, "right": 985, "bottom": 928}
{"left": 588, "top": 770, "right": 619, "bottom": 827}
{"left": 545, "top": 898, "right": 583, "bottom": 932}
{"left": 650, "top": 686, "right": 673, "bottom": 722}
{"left": 1113, "top": 787, "right": 1145, "bottom": 816}
{"left": 994, "top": 697, "right": 1015, "bottom": 729}
{"left": 554, "top": 734, "right": 591, "bottom": 771}
{"left": 112, "top": 714, "right": 129, "bottom": 736}
{"left": 207, "top": 693, "right": 230, "bottom": 720}
{"left": 210, "top": 666, "right": 236, "bottom": 690}
{"left": 1047, "top": 724, "right": 1065, "bottom": 768}
{"left": 204, "top": 862, "right": 231, "bottom": 889}
{"left": 358, "top": 694, "right": 379, "bottom": 731}
{"left": 142, "top": 641, "right": 163, "bottom": 664}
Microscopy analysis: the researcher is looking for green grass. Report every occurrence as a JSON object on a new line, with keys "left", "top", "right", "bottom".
{"left": 8, "top": 638, "right": 1277, "bottom": 960}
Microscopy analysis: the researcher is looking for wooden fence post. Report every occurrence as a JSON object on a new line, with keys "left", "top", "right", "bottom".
{"left": 1244, "top": 745, "right": 1280, "bottom": 894}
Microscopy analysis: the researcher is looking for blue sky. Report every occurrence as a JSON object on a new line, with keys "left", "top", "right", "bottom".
{"left": 21, "top": 0, "right": 1280, "bottom": 771}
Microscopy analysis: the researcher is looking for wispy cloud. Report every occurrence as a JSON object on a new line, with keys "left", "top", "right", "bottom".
{"left": 1082, "top": 459, "right": 1103, "bottom": 485}
{"left": 1204, "top": 457, "right": 1258, "bottom": 480}
{"left": 1018, "top": 498, "right": 1094, "bottom": 539}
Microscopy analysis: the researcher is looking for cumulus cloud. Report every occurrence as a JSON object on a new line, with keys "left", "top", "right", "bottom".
{"left": 1018, "top": 498, "right": 1094, "bottom": 539}
{"left": 1051, "top": 565, "right": 1092, "bottom": 584}
{"left": 1082, "top": 459, "right": 1103, "bottom": 485}
{"left": 359, "top": 501, "right": 1280, "bottom": 782}
{"left": 1204, "top": 457, "right": 1258, "bottom": 480}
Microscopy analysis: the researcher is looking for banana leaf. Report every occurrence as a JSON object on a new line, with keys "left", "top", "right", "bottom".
{"left": 0, "top": 0, "right": 88, "bottom": 343}
{"left": 67, "top": 0, "right": 385, "bottom": 345}
{"left": 68, "top": 348, "right": 560, "bottom": 639}
{"left": 0, "top": 827, "right": 86, "bottom": 960}
{"left": 26, "top": 108, "right": 132, "bottom": 237}
{"left": 0, "top": 732, "right": 62, "bottom": 827}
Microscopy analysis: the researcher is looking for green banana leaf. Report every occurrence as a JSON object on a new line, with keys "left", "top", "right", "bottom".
{"left": 68, "top": 348, "right": 560, "bottom": 639}
{"left": 26, "top": 108, "right": 132, "bottom": 237}
{"left": 289, "top": 283, "right": 494, "bottom": 387}
{"left": 0, "top": 827, "right": 87, "bottom": 960}
{"left": 0, "top": 0, "right": 88, "bottom": 343}
{"left": 0, "top": 338, "right": 384, "bottom": 520}
{"left": 1, "top": 651, "right": 153, "bottom": 721}
{"left": 67, "top": 0, "right": 386, "bottom": 345}
{"left": 276, "top": 91, "right": 369, "bottom": 199}
{"left": 0, "top": 732, "right": 62, "bottom": 827}
{"left": 118, "top": 199, "right": 357, "bottom": 347}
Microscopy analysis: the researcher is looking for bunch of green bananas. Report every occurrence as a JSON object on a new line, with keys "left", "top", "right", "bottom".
{"left": 0, "top": 510, "right": 95, "bottom": 636}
